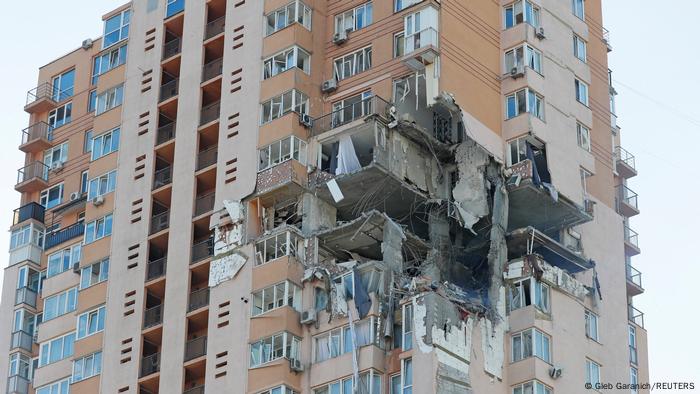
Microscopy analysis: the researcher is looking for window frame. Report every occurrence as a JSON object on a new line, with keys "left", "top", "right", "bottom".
{"left": 87, "top": 170, "right": 117, "bottom": 200}
{"left": 258, "top": 136, "right": 307, "bottom": 172}
{"left": 573, "top": 34, "right": 587, "bottom": 62}
{"left": 512, "top": 380, "right": 552, "bottom": 394}
{"left": 584, "top": 309, "right": 599, "bottom": 341}
{"left": 260, "top": 89, "right": 310, "bottom": 125}
{"left": 39, "top": 332, "right": 75, "bottom": 367}
{"left": 76, "top": 306, "right": 106, "bottom": 339}
{"left": 39, "top": 183, "right": 65, "bottom": 210}
{"left": 249, "top": 331, "right": 301, "bottom": 368}
{"left": 80, "top": 258, "right": 110, "bottom": 290}
{"left": 402, "top": 303, "right": 413, "bottom": 350}
{"left": 511, "top": 328, "right": 551, "bottom": 363}
{"left": 36, "top": 378, "right": 70, "bottom": 394}
{"left": 572, "top": 0, "right": 585, "bottom": 20}
{"left": 585, "top": 359, "right": 601, "bottom": 386}
{"left": 577, "top": 122, "right": 591, "bottom": 152}
{"left": 252, "top": 280, "right": 302, "bottom": 316}
{"left": 43, "top": 287, "right": 78, "bottom": 321}
{"left": 265, "top": 1, "right": 312, "bottom": 36}
{"left": 313, "top": 317, "right": 377, "bottom": 363}
{"left": 263, "top": 46, "right": 311, "bottom": 80}
{"left": 48, "top": 102, "right": 73, "bottom": 129}
{"left": 395, "top": 0, "right": 421, "bottom": 13}
{"left": 401, "top": 358, "right": 413, "bottom": 394}
{"left": 575, "top": 78, "right": 589, "bottom": 106}
{"left": 103, "top": 9, "right": 131, "bottom": 49}
{"left": 504, "top": 0, "right": 540, "bottom": 29}
{"left": 84, "top": 213, "right": 114, "bottom": 244}
{"left": 393, "top": 32, "right": 405, "bottom": 58}
{"left": 335, "top": 2, "right": 373, "bottom": 34}
{"left": 92, "top": 44, "right": 128, "bottom": 84}
{"left": 46, "top": 243, "right": 81, "bottom": 278}
{"left": 333, "top": 46, "right": 373, "bottom": 81}
{"left": 96, "top": 84, "right": 124, "bottom": 115}
{"left": 10, "top": 223, "right": 44, "bottom": 250}
{"left": 91, "top": 127, "right": 120, "bottom": 161}
{"left": 72, "top": 351, "right": 102, "bottom": 382}
{"left": 51, "top": 69, "right": 75, "bottom": 102}
{"left": 506, "top": 88, "right": 544, "bottom": 120}
{"left": 505, "top": 44, "right": 543, "bottom": 74}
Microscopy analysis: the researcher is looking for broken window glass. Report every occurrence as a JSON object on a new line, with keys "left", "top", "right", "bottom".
{"left": 522, "top": 330, "right": 533, "bottom": 358}
{"left": 315, "top": 287, "right": 328, "bottom": 311}
{"left": 402, "top": 304, "right": 413, "bottom": 350}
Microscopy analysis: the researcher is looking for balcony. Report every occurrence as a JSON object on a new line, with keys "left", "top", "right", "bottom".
{"left": 255, "top": 159, "right": 308, "bottom": 197}
{"left": 188, "top": 288, "right": 210, "bottom": 312}
{"left": 7, "top": 374, "right": 30, "bottom": 394}
{"left": 614, "top": 146, "right": 637, "bottom": 178}
{"left": 140, "top": 353, "right": 161, "bottom": 377}
{"left": 183, "top": 386, "right": 205, "bottom": 394}
{"left": 403, "top": 27, "right": 439, "bottom": 70}
{"left": 163, "top": 37, "right": 182, "bottom": 60}
{"left": 629, "top": 345, "right": 638, "bottom": 365}
{"left": 19, "top": 122, "right": 53, "bottom": 152}
{"left": 508, "top": 227, "right": 593, "bottom": 273}
{"left": 191, "top": 237, "right": 214, "bottom": 264}
{"left": 24, "top": 82, "right": 57, "bottom": 113}
{"left": 13, "top": 202, "right": 45, "bottom": 226}
{"left": 626, "top": 263, "right": 644, "bottom": 296}
{"left": 628, "top": 304, "right": 644, "bottom": 328}
{"left": 194, "top": 193, "right": 215, "bottom": 217}
{"left": 153, "top": 167, "right": 172, "bottom": 190}
{"left": 146, "top": 258, "right": 167, "bottom": 281}
{"left": 150, "top": 211, "right": 170, "bottom": 234}
{"left": 602, "top": 27, "right": 613, "bottom": 52}
{"left": 159, "top": 79, "right": 179, "bottom": 103}
{"left": 624, "top": 225, "right": 641, "bottom": 256}
{"left": 184, "top": 336, "right": 207, "bottom": 361}
{"left": 15, "top": 162, "right": 48, "bottom": 193}
{"left": 204, "top": 16, "right": 225, "bottom": 40}
{"left": 45, "top": 222, "right": 85, "bottom": 250}
{"left": 15, "top": 287, "right": 37, "bottom": 308}
{"left": 616, "top": 185, "right": 640, "bottom": 217}
{"left": 143, "top": 304, "right": 163, "bottom": 329}
{"left": 196, "top": 146, "right": 217, "bottom": 171}
{"left": 202, "top": 57, "right": 223, "bottom": 83}
{"left": 10, "top": 330, "right": 33, "bottom": 352}
{"left": 157, "top": 122, "right": 176, "bottom": 145}
{"left": 199, "top": 101, "right": 220, "bottom": 126}
{"left": 311, "top": 95, "right": 391, "bottom": 138}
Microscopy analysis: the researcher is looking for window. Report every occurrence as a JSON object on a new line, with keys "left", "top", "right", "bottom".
{"left": 314, "top": 370, "right": 382, "bottom": 394}
{"left": 572, "top": 0, "right": 585, "bottom": 20}
{"left": 334, "top": 46, "right": 372, "bottom": 81}
{"left": 586, "top": 359, "right": 601, "bottom": 386}
{"left": 47, "top": 243, "right": 81, "bottom": 278}
{"left": 40, "top": 183, "right": 64, "bottom": 209}
{"left": 577, "top": 123, "right": 591, "bottom": 152}
{"left": 314, "top": 318, "right": 376, "bottom": 363}
{"left": 43, "top": 288, "right": 77, "bottom": 321}
{"left": 73, "top": 351, "right": 102, "bottom": 382}
{"left": 393, "top": 32, "right": 405, "bottom": 58}
{"left": 506, "top": 88, "right": 543, "bottom": 120}
{"left": 77, "top": 306, "right": 106, "bottom": 339}
{"left": 630, "top": 367, "right": 639, "bottom": 394}
{"left": 512, "top": 328, "right": 551, "bottom": 363}
{"left": 504, "top": 1, "right": 540, "bottom": 28}
{"left": 13, "top": 309, "right": 37, "bottom": 334}
{"left": 48, "top": 102, "right": 73, "bottom": 129}
{"left": 80, "top": 171, "right": 89, "bottom": 195}
{"left": 575, "top": 79, "right": 589, "bottom": 106}
{"left": 402, "top": 358, "right": 413, "bottom": 394}
{"left": 395, "top": 0, "right": 421, "bottom": 12}
{"left": 52, "top": 69, "right": 75, "bottom": 102}
{"left": 404, "top": 6, "right": 439, "bottom": 54}
{"left": 91, "top": 128, "right": 120, "bottom": 161}
{"left": 508, "top": 278, "right": 550, "bottom": 313}
{"left": 391, "top": 374, "right": 402, "bottom": 394}
{"left": 10, "top": 224, "right": 43, "bottom": 250}
{"left": 255, "top": 231, "right": 303, "bottom": 265}
{"left": 331, "top": 91, "right": 373, "bottom": 127}
{"left": 36, "top": 378, "right": 70, "bottom": 394}
{"left": 39, "top": 332, "right": 75, "bottom": 367}
{"left": 252, "top": 281, "right": 302, "bottom": 316}
{"left": 9, "top": 352, "right": 31, "bottom": 378}
{"left": 629, "top": 325, "right": 638, "bottom": 365}
{"left": 88, "top": 90, "right": 97, "bottom": 112}
{"left": 402, "top": 303, "right": 413, "bottom": 350}
{"left": 258, "top": 136, "right": 307, "bottom": 171}
{"left": 96, "top": 84, "right": 124, "bottom": 114}
{"left": 166, "top": 0, "right": 184, "bottom": 18}
{"left": 260, "top": 89, "right": 309, "bottom": 124}
{"left": 263, "top": 47, "right": 311, "bottom": 79}
{"left": 585, "top": 310, "right": 599, "bottom": 341}
{"left": 84, "top": 130, "right": 93, "bottom": 153}
{"left": 573, "top": 34, "right": 587, "bottom": 62}
{"left": 259, "top": 386, "right": 299, "bottom": 394}
{"left": 505, "top": 44, "right": 542, "bottom": 74}
{"left": 513, "top": 381, "right": 552, "bottom": 394}
{"left": 335, "top": 2, "right": 373, "bottom": 34}
{"left": 580, "top": 168, "right": 592, "bottom": 197}
{"left": 44, "top": 142, "right": 69, "bottom": 172}
{"left": 103, "top": 9, "right": 130, "bottom": 48}
{"left": 92, "top": 45, "right": 128, "bottom": 84}
{"left": 88, "top": 170, "right": 117, "bottom": 200}
{"left": 265, "top": 1, "right": 312, "bottom": 36}
{"left": 80, "top": 258, "right": 109, "bottom": 290}
{"left": 84, "top": 214, "right": 113, "bottom": 244}
{"left": 250, "top": 332, "right": 300, "bottom": 367}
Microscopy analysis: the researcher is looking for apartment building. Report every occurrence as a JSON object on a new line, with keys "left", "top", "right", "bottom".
{"left": 1, "top": 0, "right": 647, "bottom": 393}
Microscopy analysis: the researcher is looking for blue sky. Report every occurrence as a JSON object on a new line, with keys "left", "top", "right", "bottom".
{"left": 0, "top": 0, "right": 697, "bottom": 386}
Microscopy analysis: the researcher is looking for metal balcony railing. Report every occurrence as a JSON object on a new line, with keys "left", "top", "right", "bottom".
{"left": 26, "top": 82, "right": 55, "bottom": 106}
{"left": 159, "top": 79, "right": 179, "bottom": 102}
{"left": 153, "top": 167, "right": 172, "bottom": 190}
{"left": 7, "top": 374, "right": 30, "bottom": 394}
{"left": 163, "top": 37, "right": 182, "bottom": 60}
{"left": 191, "top": 237, "right": 214, "bottom": 264}
{"left": 15, "top": 287, "right": 37, "bottom": 308}
{"left": 602, "top": 27, "right": 612, "bottom": 51}
{"left": 405, "top": 27, "right": 439, "bottom": 54}
{"left": 13, "top": 202, "right": 45, "bottom": 225}
{"left": 202, "top": 57, "right": 223, "bottom": 82}
{"left": 140, "top": 353, "right": 161, "bottom": 377}
{"left": 626, "top": 264, "right": 643, "bottom": 288}
{"left": 310, "top": 95, "right": 391, "bottom": 137}
{"left": 205, "top": 15, "right": 225, "bottom": 40}
{"left": 194, "top": 193, "right": 215, "bottom": 217}
{"left": 143, "top": 304, "right": 163, "bottom": 329}
{"left": 614, "top": 146, "right": 636, "bottom": 171}
{"left": 16, "top": 162, "right": 49, "bottom": 186}
{"left": 183, "top": 386, "right": 205, "bottom": 394}
{"left": 617, "top": 185, "right": 639, "bottom": 210}
{"left": 188, "top": 288, "right": 210, "bottom": 312}
{"left": 21, "top": 121, "right": 53, "bottom": 145}
{"left": 628, "top": 304, "right": 644, "bottom": 328}
{"left": 624, "top": 226, "right": 639, "bottom": 248}
{"left": 196, "top": 146, "right": 217, "bottom": 171}
{"left": 146, "top": 257, "right": 167, "bottom": 281}
{"left": 199, "top": 101, "right": 220, "bottom": 126}
{"left": 10, "top": 330, "right": 33, "bottom": 352}
{"left": 45, "top": 222, "right": 85, "bottom": 250}
{"left": 184, "top": 336, "right": 207, "bottom": 361}
{"left": 150, "top": 211, "right": 170, "bottom": 234}
{"left": 156, "top": 122, "right": 176, "bottom": 145}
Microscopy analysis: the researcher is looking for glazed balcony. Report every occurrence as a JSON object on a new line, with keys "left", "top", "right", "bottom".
{"left": 204, "top": 15, "right": 225, "bottom": 40}
{"left": 199, "top": 101, "right": 220, "bottom": 126}
{"left": 24, "top": 82, "right": 57, "bottom": 113}
{"left": 310, "top": 95, "right": 391, "bottom": 138}
{"left": 159, "top": 79, "right": 179, "bottom": 103}
{"left": 15, "top": 287, "right": 37, "bottom": 308}
{"left": 15, "top": 162, "right": 49, "bottom": 193}
{"left": 614, "top": 146, "right": 637, "bottom": 178}
{"left": 44, "top": 222, "right": 85, "bottom": 250}
{"left": 191, "top": 237, "right": 214, "bottom": 264}
{"left": 628, "top": 304, "right": 644, "bottom": 328}
{"left": 140, "top": 353, "right": 161, "bottom": 377}
{"left": 156, "top": 122, "right": 176, "bottom": 145}
{"left": 616, "top": 185, "right": 640, "bottom": 217}
{"left": 143, "top": 304, "right": 163, "bottom": 329}
{"left": 188, "top": 288, "right": 210, "bottom": 312}
{"left": 10, "top": 330, "right": 33, "bottom": 352}
{"left": 184, "top": 336, "right": 207, "bottom": 361}
{"left": 163, "top": 37, "right": 182, "bottom": 60}
{"left": 7, "top": 374, "right": 30, "bottom": 394}
{"left": 202, "top": 57, "right": 223, "bottom": 83}
{"left": 402, "top": 27, "right": 440, "bottom": 70}
{"left": 146, "top": 257, "right": 167, "bottom": 281}
{"left": 626, "top": 263, "right": 644, "bottom": 296}
{"left": 13, "top": 202, "right": 45, "bottom": 226}
{"left": 19, "top": 121, "right": 53, "bottom": 152}
{"left": 153, "top": 166, "right": 172, "bottom": 190}
{"left": 624, "top": 225, "right": 640, "bottom": 256}
{"left": 150, "top": 211, "right": 170, "bottom": 235}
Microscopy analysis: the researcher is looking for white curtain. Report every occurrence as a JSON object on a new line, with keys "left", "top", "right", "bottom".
{"left": 335, "top": 135, "right": 361, "bottom": 175}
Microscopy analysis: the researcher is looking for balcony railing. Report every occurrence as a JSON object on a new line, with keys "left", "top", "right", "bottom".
{"left": 405, "top": 27, "right": 439, "bottom": 54}
{"left": 184, "top": 336, "right": 207, "bottom": 361}
{"left": 194, "top": 193, "right": 215, "bottom": 217}
{"left": 140, "top": 353, "right": 161, "bottom": 377}
{"left": 146, "top": 257, "right": 166, "bottom": 281}
{"left": 7, "top": 374, "right": 30, "bottom": 394}
{"left": 21, "top": 121, "right": 52, "bottom": 146}
{"left": 13, "top": 202, "right": 45, "bottom": 225}
{"left": 16, "top": 162, "right": 49, "bottom": 186}
{"left": 196, "top": 146, "right": 218, "bottom": 171}
{"left": 26, "top": 82, "right": 55, "bottom": 106}
{"left": 310, "top": 95, "right": 391, "bottom": 137}
{"left": 205, "top": 15, "right": 225, "bottom": 40}
{"left": 163, "top": 37, "right": 182, "bottom": 60}
{"left": 156, "top": 122, "right": 176, "bottom": 145}
{"left": 153, "top": 167, "right": 172, "bottom": 190}
{"left": 191, "top": 237, "right": 214, "bottom": 264}
{"left": 199, "top": 101, "right": 220, "bottom": 126}
{"left": 617, "top": 185, "right": 639, "bottom": 210}
{"left": 183, "top": 386, "right": 205, "bottom": 394}
{"left": 624, "top": 226, "right": 639, "bottom": 248}
{"left": 10, "top": 330, "right": 33, "bottom": 352}
{"left": 45, "top": 222, "right": 85, "bottom": 250}
{"left": 188, "top": 288, "right": 210, "bottom": 312}
{"left": 202, "top": 57, "right": 223, "bottom": 83}
{"left": 159, "top": 79, "right": 179, "bottom": 102}
{"left": 628, "top": 304, "right": 644, "bottom": 328}
{"left": 143, "top": 304, "right": 163, "bottom": 329}
{"left": 15, "top": 287, "right": 37, "bottom": 308}
{"left": 626, "top": 264, "right": 643, "bottom": 288}
{"left": 150, "top": 211, "right": 170, "bottom": 234}
{"left": 614, "top": 146, "right": 636, "bottom": 170}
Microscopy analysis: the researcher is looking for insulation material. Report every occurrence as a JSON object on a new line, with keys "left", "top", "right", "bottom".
{"left": 540, "top": 261, "right": 589, "bottom": 300}
{"left": 209, "top": 252, "right": 247, "bottom": 287}
{"left": 332, "top": 281, "right": 348, "bottom": 316}
{"left": 479, "top": 301, "right": 505, "bottom": 379}
{"left": 425, "top": 63, "right": 439, "bottom": 107}
{"left": 412, "top": 297, "right": 433, "bottom": 354}
{"left": 223, "top": 199, "right": 245, "bottom": 223}
{"left": 452, "top": 141, "right": 491, "bottom": 231}
{"left": 336, "top": 134, "right": 362, "bottom": 175}
{"left": 214, "top": 225, "right": 242, "bottom": 256}
{"left": 327, "top": 179, "right": 345, "bottom": 203}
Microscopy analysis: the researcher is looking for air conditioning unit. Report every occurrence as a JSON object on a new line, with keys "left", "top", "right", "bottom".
{"left": 332, "top": 30, "right": 348, "bottom": 45}
{"left": 290, "top": 358, "right": 304, "bottom": 372}
{"left": 510, "top": 65, "right": 525, "bottom": 79}
{"left": 82, "top": 38, "right": 94, "bottom": 50}
{"left": 321, "top": 79, "right": 338, "bottom": 94}
{"left": 300, "top": 309, "right": 317, "bottom": 325}
{"left": 299, "top": 113, "right": 313, "bottom": 129}
{"left": 549, "top": 367, "right": 562, "bottom": 379}
{"left": 50, "top": 161, "right": 64, "bottom": 173}
{"left": 91, "top": 195, "right": 105, "bottom": 206}
{"left": 70, "top": 191, "right": 81, "bottom": 201}
{"left": 535, "top": 27, "right": 546, "bottom": 40}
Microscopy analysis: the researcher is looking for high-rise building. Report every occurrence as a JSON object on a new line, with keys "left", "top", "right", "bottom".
{"left": 1, "top": 0, "right": 647, "bottom": 393}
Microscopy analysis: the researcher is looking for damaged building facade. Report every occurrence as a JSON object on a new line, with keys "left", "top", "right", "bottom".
{"left": 0, "top": 0, "right": 647, "bottom": 394}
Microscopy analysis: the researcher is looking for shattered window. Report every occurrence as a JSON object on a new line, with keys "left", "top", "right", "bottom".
{"left": 402, "top": 304, "right": 413, "bottom": 351}
{"left": 315, "top": 287, "right": 328, "bottom": 311}
{"left": 402, "top": 358, "right": 413, "bottom": 393}
{"left": 314, "top": 317, "right": 377, "bottom": 363}
{"left": 260, "top": 89, "right": 309, "bottom": 124}
{"left": 255, "top": 231, "right": 302, "bottom": 265}
{"left": 512, "top": 328, "right": 550, "bottom": 363}
{"left": 533, "top": 281, "right": 549, "bottom": 312}
{"left": 504, "top": 1, "right": 540, "bottom": 28}
{"left": 250, "top": 332, "right": 300, "bottom": 367}
{"left": 252, "top": 281, "right": 302, "bottom": 316}
{"left": 505, "top": 88, "right": 543, "bottom": 120}
{"left": 259, "top": 136, "right": 307, "bottom": 171}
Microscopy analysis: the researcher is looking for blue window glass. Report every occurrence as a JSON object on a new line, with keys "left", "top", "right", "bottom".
{"left": 166, "top": 0, "right": 185, "bottom": 18}
{"left": 507, "top": 95, "right": 517, "bottom": 118}
{"left": 52, "top": 69, "right": 75, "bottom": 101}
